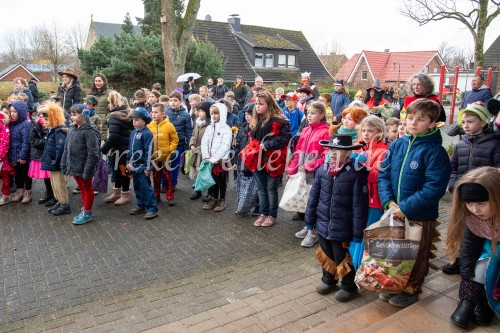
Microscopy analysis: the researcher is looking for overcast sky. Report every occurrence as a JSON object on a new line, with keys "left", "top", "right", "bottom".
{"left": 1, "top": 0, "right": 499, "bottom": 59}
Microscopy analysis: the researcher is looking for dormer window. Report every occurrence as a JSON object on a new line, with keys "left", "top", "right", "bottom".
{"left": 265, "top": 54, "right": 274, "bottom": 67}
{"left": 255, "top": 53, "right": 263, "bottom": 67}
{"left": 288, "top": 55, "right": 295, "bottom": 68}
{"left": 278, "top": 55, "right": 286, "bottom": 68}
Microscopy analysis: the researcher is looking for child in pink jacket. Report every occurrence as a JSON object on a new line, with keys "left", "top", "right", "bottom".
{"left": 0, "top": 111, "right": 13, "bottom": 205}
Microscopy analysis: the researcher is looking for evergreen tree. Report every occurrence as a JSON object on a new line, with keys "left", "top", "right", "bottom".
{"left": 185, "top": 40, "right": 225, "bottom": 83}
{"left": 122, "top": 12, "right": 134, "bottom": 34}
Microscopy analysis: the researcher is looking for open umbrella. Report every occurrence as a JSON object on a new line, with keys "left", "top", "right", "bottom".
{"left": 176, "top": 73, "right": 201, "bottom": 83}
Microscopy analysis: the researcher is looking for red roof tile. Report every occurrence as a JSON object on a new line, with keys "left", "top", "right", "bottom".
{"left": 381, "top": 51, "right": 442, "bottom": 82}
{"left": 363, "top": 51, "right": 391, "bottom": 80}
{"left": 336, "top": 53, "right": 360, "bottom": 81}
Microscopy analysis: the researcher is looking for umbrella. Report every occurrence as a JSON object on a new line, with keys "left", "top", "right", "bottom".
{"left": 176, "top": 73, "right": 201, "bottom": 83}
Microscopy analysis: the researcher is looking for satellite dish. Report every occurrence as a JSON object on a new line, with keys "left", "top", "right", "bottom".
{"left": 205, "top": 15, "right": 212, "bottom": 21}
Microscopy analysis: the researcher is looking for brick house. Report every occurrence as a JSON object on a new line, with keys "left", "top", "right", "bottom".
{"left": 336, "top": 50, "right": 447, "bottom": 90}
{"left": 484, "top": 34, "right": 500, "bottom": 93}
{"left": 0, "top": 64, "right": 39, "bottom": 83}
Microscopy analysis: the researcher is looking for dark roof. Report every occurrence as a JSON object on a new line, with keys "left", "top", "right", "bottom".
{"left": 484, "top": 35, "right": 500, "bottom": 69}
{"left": 235, "top": 31, "right": 301, "bottom": 51}
{"left": 0, "top": 63, "right": 39, "bottom": 81}
{"left": 92, "top": 21, "right": 141, "bottom": 38}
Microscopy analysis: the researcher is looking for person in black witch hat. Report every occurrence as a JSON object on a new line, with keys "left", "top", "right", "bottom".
{"left": 305, "top": 133, "right": 369, "bottom": 302}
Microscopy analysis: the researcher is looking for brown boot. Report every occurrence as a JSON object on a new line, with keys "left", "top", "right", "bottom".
{"left": 11, "top": 188, "right": 25, "bottom": 202}
{"left": 213, "top": 199, "right": 226, "bottom": 212}
{"left": 203, "top": 198, "right": 218, "bottom": 210}
{"left": 104, "top": 188, "right": 121, "bottom": 203}
{"left": 114, "top": 191, "right": 132, "bottom": 206}
{"left": 21, "top": 190, "right": 32, "bottom": 204}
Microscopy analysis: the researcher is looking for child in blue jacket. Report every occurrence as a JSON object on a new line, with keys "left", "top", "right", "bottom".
{"left": 378, "top": 98, "right": 451, "bottom": 308}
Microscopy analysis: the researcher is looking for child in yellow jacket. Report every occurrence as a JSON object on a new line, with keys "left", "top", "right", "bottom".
{"left": 147, "top": 103, "right": 179, "bottom": 205}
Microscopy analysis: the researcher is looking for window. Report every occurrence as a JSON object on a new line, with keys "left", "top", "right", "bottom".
{"left": 288, "top": 55, "right": 295, "bottom": 68}
{"left": 278, "top": 55, "right": 286, "bottom": 68}
{"left": 361, "top": 71, "right": 367, "bottom": 80}
{"left": 265, "top": 54, "right": 274, "bottom": 67}
{"left": 255, "top": 53, "right": 263, "bottom": 67}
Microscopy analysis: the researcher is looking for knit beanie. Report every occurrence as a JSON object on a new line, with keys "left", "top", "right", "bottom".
{"left": 458, "top": 103, "right": 491, "bottom": 126}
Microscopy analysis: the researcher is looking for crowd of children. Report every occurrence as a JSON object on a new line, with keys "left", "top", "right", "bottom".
{"left": 0, "top": 72, "right": 499, "bottom": 325}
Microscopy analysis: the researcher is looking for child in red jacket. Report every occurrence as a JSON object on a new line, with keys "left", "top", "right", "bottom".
{"left": 0, "top": 111, "right": 13, "bottom": 205}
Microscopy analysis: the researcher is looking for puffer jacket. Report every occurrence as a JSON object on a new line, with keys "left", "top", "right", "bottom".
{"left": 147, "top": 117, "right": 179, "bottom": 164}
{"left": 189, "top": 119, "right": 209, "bottom": 169}
{"left": 8, "top": 101, "right": 32, "bottom": 164}
{"left": 305, "top": 160, "right": 369, "bottom": 241}
{"left": 58, "top": 82, "right": 82, "bottom": 112}
{"left": 460, "top": 85, "right": 493, "bottom": 109}
{"left": 330, "top": 92, "right": 350, "bottom": 120}
{"left": 61, "top": 122, "right": 100, "bottom": 180}
{"left": 41, "top": 126, "right": 67, "bottom": 171}
{"left": 127, "top": 126, "right": 154, "bottom": 172}
{"left": 459, "top": 225, "right": 486, "bottom": 280}
{"left": 201, "top": 105, "right": 232, "bottom": 163}
{"left": 286, "top": 122, "right": 330, "bottom": 175}
{"left": 378, "top": 128, "right": 451, "bottom": 221}
{"left": 89, "top": 87, "right": 111, "bottom": 140}
{"left": 232, "top": 122, "right": 251, "bottom": 172}
{"left": 166, "top": 104, "right": 193, "bottom": 147}
{"left": 449, "top": 127, "right": 500, "bottom": 192}
{"left": 100, "top": 106, "right": 133, "bottom": 165}
{"left": 12, "top": 88, "right": 34, "bottom": 110}
{"left": 29, "top": 118, "right": 48, "bottom": 160}
{"left": 0, "top": 119, "right": 12, "bottom": 172}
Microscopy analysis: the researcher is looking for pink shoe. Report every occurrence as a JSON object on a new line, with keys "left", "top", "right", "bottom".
{"left": 262, "top": 216, "right": 276, "bottom": 227}
{"left": 254, "top": 215, "right": 267, "bottom": 226}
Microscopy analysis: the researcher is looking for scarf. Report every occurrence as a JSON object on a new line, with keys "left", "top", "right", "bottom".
{"left": 328, "top": 156, "right": 350, "bottom": 177}
{"left": 337, "top": 126, "right": 358, "bottom": 142}
{"left": 195, "top": 118, "right": 206, "bottom": 127}
{"left": 466, "top": 214, "right": 498, "bottom": 241}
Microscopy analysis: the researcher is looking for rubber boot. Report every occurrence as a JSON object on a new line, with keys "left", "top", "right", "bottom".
{"left": 474, "top": 290, "right": 494, "bottom": 326}
{"left": 114, "top": 191, "right": 132, "bottom": 206}
{"left": 104, "top": 188, "right": 121, "bottom": 203}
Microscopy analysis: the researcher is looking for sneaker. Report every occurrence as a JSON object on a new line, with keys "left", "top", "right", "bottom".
{"left": 93, "top": 190, "right": 99, "bottom": 195}
{"left": 52, "top": 204, "right": 71, "bottom": 215}
{"left": 213, "top": 199, "right": 226, "bottom": 212}
{"left": 203, "top": 199, "right": 218, "bottom": 210}
{"left": 73, "top": 209, "right": 84, "bottom": 221}
{"left": 190, "top": 191, "right": 202, "bottom": 200}
{"left": 155, "top": 196, "right": 161, "bottom": 202}
{"left": 11, "top": 188, "right": 25, "bottom": 202}
{"left": 335, "top": 289, "right": 358, "bottom": 302}
{"left": 254, "top": 215, "right": 267, "bottom": 226}
{"left": 301, "top": 232, "right": 319, "bottom": 247}
{"left": 0, "top": 195, "right": 11, "bottom": 206}
{"left": 292, "top": 212, "right": 305, "bottom": 220}
{"left": 442, "top": 261, "right": 460, "bottom": 275}
{"left": 130, "top": 206, "right": 146, "bottom": 215}
{"left": 379, "top": 293, "right": 396, "bottom": 302}
{"left": 167, "top": 199, "right": 176, "bottom": 206}
{"left": 73, "top": 212, "right": 93, "bottom": 225}
{"left": 251, "top": 206, "right": 260, "bottom": 216}
{"left": 388, "top": 292, "right": 418, "bottom": 308}
{"left": 45, "top": 198, "right": 57, "bottom": 207}
{"left": 72, "top": 187, "right": 80, "bottom": 194}
{"left": 38, "top": 193, "right": 53, "bottom": 204}
{"left": 295, "top": 227, "right": 308, "bottom": 239}
{"left": 202, "top": 194, "right": 212, "bottom": 202}
{"left": 316, "top": 282, "right": 338, "bottom": 295}
{"left": 144, "top": 211, "right": 159, "bottom": 219}
{"left": 261, "top": 216, "right": 276, "bottom": 227}
{"left": 48, "top": 202, "right": 60, "bottom": 213}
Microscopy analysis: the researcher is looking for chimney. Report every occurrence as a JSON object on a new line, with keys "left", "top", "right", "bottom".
{"left": 384, "top": 49, "right": 390, "bottom": 52}
{"left": 228, "top": 15, "right": 241, "bottom": 33}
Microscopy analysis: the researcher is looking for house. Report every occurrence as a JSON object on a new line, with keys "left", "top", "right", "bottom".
{"left": 85, "top": 16, "right": 332, "bottom": 84}
{"left": 0, "top": 63, "right": 39, "bottom": 83}
{"left": 26, "top": 64, "right": 74, "bottom": 82}
{"left": 336, "top": 50, "right": 446, "bottom": 89}
{"left": 484, "top": 35, "right": 500, "bottom": 93}
{"left": 318, "top": 53, "right": 348, "bottom": 77}
{"left": 85, "top": 16, "right": 142, "bottom": 50}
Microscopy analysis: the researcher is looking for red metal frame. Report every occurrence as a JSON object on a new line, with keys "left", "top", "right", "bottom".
{"left": 450, "top": 66, "right": 460, "bottom": 124}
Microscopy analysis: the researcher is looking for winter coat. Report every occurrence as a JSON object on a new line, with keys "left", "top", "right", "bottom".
{"left": 29, "top": 119, "right": 48, "bottom": 160}
{"left": 0, "top": 120, "right": 12, "bottom": 172}
{"left": 232, "top": 122, "right": 251, "bottom": 172}
{"left": 12, "top": 88, "right": 34, "bottom": 111}
{"left": 283, "top": 107, "right": 304, "bottom": 137}
{"left": 189, "top": 119, "right": 209, "bottom": 169}
{"left": 448, "top": 127, "right": 500, "bottom": 192}
{"left": 127, "top": 126, "right": 154, "bottom": 172}
{"left": 214, "top": 84, "right": 229, "bottom": 100}
{"left": 28, "top": 80, "right": 39, "bottom": 103}
{"left": 378, "top": 128, "right": 451, "bottom": 221}
{"left": 286, "top": 122, "right": 330, "bottom": 175}
{"left": 232, "top": 83, "right": 249, "bottom": 109}
{"left": 100, "top": 106, "right": 133, "bottom": 165}
{"left": 61, "top": 122, "right": 100, "bottom": 180}
{"left": 305, "top": 160, "right": 369, "bottom": 241}
{"left": 201, "top": 106, "right": 232, "bottom": 163}
{"left": 41, "top": 126, "right": 67, "bottom": 171}
{"left": 147, "top": 117, "right": 179, "bottom": 165}
{"left": 58, "top": 82, "right": 82, "bottom": 112}
{"left": 8, "top": 101, "right": 32, "bottom": 164}
{"left": 226, "top": 112, "right": 239, "bottom": 128}
{"left": 166, "top": 104, "right": 193, "bottom": 147}
{"left": 459, "top": 225, "right": 486, "bottom": 280}
{"left": 89, "top": 87, "right": 111, "bottom": 140}
{"left": 460, "top": 85, "right": 494, "bottom": 109}
{"left": 330, "top": 92, "right": 350, "bottom": 120}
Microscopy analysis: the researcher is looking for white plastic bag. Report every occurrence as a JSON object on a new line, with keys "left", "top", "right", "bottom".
{"left": 279, "top": 172, "right": 311, "bottom": 213}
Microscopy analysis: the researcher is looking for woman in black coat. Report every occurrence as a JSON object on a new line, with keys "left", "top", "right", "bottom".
{"left": 57, "top": 69, "right": 82, "bottom": 112}
{"left": 232, "top": 75, "right": 248, "bottom": 109}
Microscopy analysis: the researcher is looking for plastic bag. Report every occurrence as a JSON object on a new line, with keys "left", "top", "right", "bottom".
{"left": 355, "top": 207, "right": 422, "bottom": 293}
{"left": 279, "top": 172, "right": 311, "bottom": 213}
{"left": 184, "top": 149, "right": 193, "bottom": 176}
{"left": 92, "top": 156, "right": 109, "bottom": 193}
{"left": 194, "top": 160, "right": 215, "bottom": 191}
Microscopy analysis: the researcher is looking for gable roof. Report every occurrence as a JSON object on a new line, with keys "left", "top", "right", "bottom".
{"left": 484, "top": 35, "right": 500, "bottom": 68}
{"left": 0, "top": 63, "right": 39, "bottom": 81}
{"left": 337, "top": 50, "right": 445, "bottom": 83}
{"left": 235, "top": 31, "right": 301, "bottom": 51}
{"left": 92, "top": 21, "right": 141, "bottom": 38}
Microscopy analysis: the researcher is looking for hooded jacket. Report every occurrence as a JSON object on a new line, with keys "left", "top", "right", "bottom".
{"left": 189, "top": 114, "right": 210, "bottom": 169}
{"left": 0, "top": 114, "right": 12, "bottom": 172}
{"left": 330, "top": 92, "right": 350, "bottom": 120}
{"left": 460, "top": 85, "right": 494, "bottom": 109}
{"left": 286, "top": 122, "right": 330, "bottom": 175}
{"left": 58, "top": 81, "right": 82, "bottom": 112}
{"left": 378, "top": 128, "right": 451, "bottom": 221}
{"left": 448, "top": 127, "right": 500, "bottom": 192}
{"left": 166, "top": 104, "right": 193, "bottom": 147}
{"left": 61, "top": 122, "right": 100, "bottom": 180}
{"left": 8, "top": 101, "right": 32, "bottom": 164}
{"left": 89, "top": 87, "right": 111, "bottom": 140}
{"left": 29, "top": 118, "right": 48, "bottom": 160}
{"left": 147, "top": 116, "right": 179, "bottom": 165}
{"left": 41, "top": 126, "right": 67, "bottom": 171}
{"left": 100, "top": 106, "right": 133, "bottom": 165}
{"left": 201, "top": 103, "right": 232, "bottom": 163}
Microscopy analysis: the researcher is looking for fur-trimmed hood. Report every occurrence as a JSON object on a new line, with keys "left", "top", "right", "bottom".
{"left": 108, "top": 105, "right": 131, "bottom": 122}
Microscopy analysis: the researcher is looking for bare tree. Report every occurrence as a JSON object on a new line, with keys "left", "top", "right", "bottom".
{"left": 69, "top": 23, "right": 89, "bottom": 54}
{"left": 401, "top": 0, "right": 500, "bottom": 67}
{"left": 160, "top": 0, "right": 201, "bottom": 92}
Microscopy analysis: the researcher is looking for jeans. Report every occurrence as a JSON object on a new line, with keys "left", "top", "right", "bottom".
{"left": 170, "top": 146, "right": 184, "bottom": 186}
{"left": 132, "top": 171, "right": 157, "bottom": 213}
{"left": 253, "top": 170, "right": 279, "bottom": 218}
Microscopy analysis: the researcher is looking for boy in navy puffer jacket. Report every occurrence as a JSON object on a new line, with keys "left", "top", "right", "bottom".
{"left": 378, "top": 99, "right": 451, "bottom": 308}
